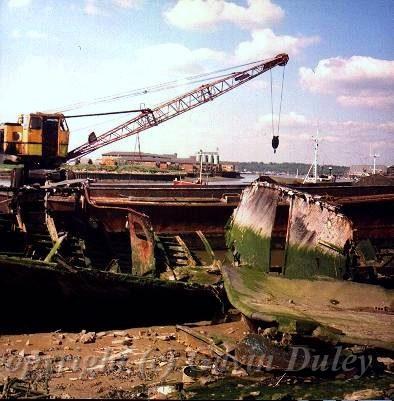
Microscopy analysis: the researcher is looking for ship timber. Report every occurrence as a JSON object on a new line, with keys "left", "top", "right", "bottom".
{"left": 0, "top": 180, "right": 244, "bottom": 331}
{"left": 224, "top": 181, "right": 394, "bottom": 350}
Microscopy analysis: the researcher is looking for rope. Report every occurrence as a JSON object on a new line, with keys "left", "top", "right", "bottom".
{"left": 132, "top": 133, "right": 142, "bottom": 159}
{"left": 270, "top": 69, "right": 274, "bottom": 138}
{"left": 70, "top": 114, "right": 130, "bottom": 133}
{"left": 277, "top": 65, "right": 286, "bottom": 136}
{"left": 270, "top": 65, "right": 286, "bottom": 153}
{"left": 137, "top": 134, "right": 141, "bottom": 159}
{"left": 64, "top": 109, "right": 150, "bottom": 118}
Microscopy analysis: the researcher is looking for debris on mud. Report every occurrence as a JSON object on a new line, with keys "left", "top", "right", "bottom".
{"left": 0, "top": 320, "right": 393, "bottom": 399}
{"left": 0, "top": 377, "right": 49, "bottom": 399}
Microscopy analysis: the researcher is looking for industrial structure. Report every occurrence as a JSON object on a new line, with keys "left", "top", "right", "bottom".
{"left": 348, "top": 164, "right": 388, "bottom": 178}
{"left": 99, "top": 150, "right": 236, "bottom": 174}
{"left": 0, "top": 53, "right": 289, "bottom": 181}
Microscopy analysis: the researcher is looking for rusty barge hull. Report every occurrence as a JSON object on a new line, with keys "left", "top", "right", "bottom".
{"left": 0, "top": 256, "right": 222, "bottom": 332}
{"left": 224, "top": 181, "right": 394, "bottom": 349}
{"left": 59, "top": 183, "right": 245, "bottom": 235}
{"left": 0, "top": 181, "right": 237, "bottom": 330}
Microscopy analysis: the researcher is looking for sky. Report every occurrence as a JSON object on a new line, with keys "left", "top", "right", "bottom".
{"left": 0, "top": 0, "right": 393, "bottom": 165}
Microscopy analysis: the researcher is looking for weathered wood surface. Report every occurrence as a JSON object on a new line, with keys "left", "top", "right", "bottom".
{"left": 222, "top": 264, "right": 394, "bottom": 351}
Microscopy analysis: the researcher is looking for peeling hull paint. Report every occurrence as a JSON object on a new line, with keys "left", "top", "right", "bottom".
{"left": 227, "top": 183, "right": 351, "bottom": 280}
{"left": 226, "top": 182, "right": 393, "bottom": 281}
{"left": 223, "top": 181, "right": 394, "bottom": 349}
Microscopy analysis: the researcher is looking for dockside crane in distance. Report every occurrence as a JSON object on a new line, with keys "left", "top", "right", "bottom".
{"left": 0, "top": 53, "right": 289, "bottom": 175}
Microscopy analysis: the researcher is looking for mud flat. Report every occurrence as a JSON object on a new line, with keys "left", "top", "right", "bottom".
{"left": 0, "top": 320, "right": 392, "bottom": 399}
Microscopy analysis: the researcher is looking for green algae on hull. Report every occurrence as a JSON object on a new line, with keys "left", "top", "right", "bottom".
{"left": 221, "top": 264, "right": 394, "bottom": 350}
{"left": 226, "top": 223, "right": 346, "bottom": 280}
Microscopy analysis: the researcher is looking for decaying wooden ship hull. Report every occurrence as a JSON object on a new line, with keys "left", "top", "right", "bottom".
{"left": 0, "top": 180, "right": 234, "bottom": 331}
{"left": 0, "top": 256, "right": 222, "bottom": 332}
{"left": 224, "top": 181, "right": 394, "bottom": 350}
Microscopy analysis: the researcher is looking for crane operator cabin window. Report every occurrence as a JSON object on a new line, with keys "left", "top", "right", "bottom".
{"left": 30, "top": 117, "right": 42, "bottom": 130}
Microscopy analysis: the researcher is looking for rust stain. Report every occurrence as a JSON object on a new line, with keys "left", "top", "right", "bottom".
{"left": 128, "top": 211, "right": 155, "bottom": 276}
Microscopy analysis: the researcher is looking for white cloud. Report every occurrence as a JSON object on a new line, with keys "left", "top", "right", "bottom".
{"left": 84, "top": 0, "right": 106, "bottom": 16}
{"left": 256, "top": 112, "right": 394, "bottom": 163}
{"left": 336, "top": 93, "right": 393, "bottom": 108}
{"left": 234, "top": 29, "right": 319, "bottom": 62}
{"left": 258, "top": 111, "right": 308, "bottom": 129}
{"left": 83, "top": 0, "right": 142, "bottom": 15}
{"left": 10, "top": 29, "right": 22, "bottom": 39}
{"left": 299, "top": 56, "right": 394, "bottom": 109}
{"left": 26, "top": 30, "right": 47, "bottom": 39}
{"left": 8, "top": 0, "right": 31, "bottom": 7}
{"left": 0, "top": 40, "right": 226, "bottom": 121}
{"left": 164, "top": 0, "right": 284, "bottom": 31}
{"left": 10, "top": 29, "right": 47, "bottom": 40}
{"left": 113, "top": 0, "right": 141, "bottom": 8}
{"left": 134, "top": 43, "right": 226, "bottom": 75}
{"left": 257, "top": 112, "right": 394, "bottom": 140}
{"left": 249, "top": 79, "right": 269, "bottom": 91}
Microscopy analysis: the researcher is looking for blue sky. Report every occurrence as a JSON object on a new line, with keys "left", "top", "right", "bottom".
{"left": 0, "top": 0, "right": 393, "bottom": 165}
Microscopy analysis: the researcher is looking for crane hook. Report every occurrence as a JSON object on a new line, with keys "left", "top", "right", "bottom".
{"left": 272, "top": 135, "right": 279, "bottom": 153}
{"left": 270, "top": 64, "right": 286, "bottom": 154}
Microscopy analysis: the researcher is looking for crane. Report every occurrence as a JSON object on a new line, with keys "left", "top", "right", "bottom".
{"left": 0, "top": 53, "right": 288, "bottom": 171}
{"left": 66, "top": 53, "right": 289, "bottom": 161}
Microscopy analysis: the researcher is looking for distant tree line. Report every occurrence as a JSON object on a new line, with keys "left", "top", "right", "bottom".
{"left": 235, "top": 162, "right": 349, "bottom": 176}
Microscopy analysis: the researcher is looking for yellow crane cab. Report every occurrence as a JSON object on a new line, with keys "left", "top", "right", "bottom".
{"left": 0, "top": 112, "right": 70, "bottom": 168}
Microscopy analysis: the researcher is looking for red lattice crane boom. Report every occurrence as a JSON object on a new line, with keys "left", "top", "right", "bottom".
{"left": 67, "top": 53, "right": 289, "bottom": 161}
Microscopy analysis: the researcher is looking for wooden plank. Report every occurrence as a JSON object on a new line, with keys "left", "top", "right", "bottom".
{"left": 44, "top": 234, "right": 66, "bottom": 263}
{"left": 175, "top": 235, "right": 196, "bottom": 266}
{"left": 196, "top": 230, "right": 216, "bottom": 262}
{"left": 45, "top": 213, "right": 59, "bottom": 243}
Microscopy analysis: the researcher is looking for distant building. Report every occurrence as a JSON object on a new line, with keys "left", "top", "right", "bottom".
{"left": 221, "top": 162, "right": 236, "bottom": 172}
{"left": 348, "top": 164, "right": 387, "bottom": 178}
{"left": 387, "top": 166, "right": 394, "bottom": 176}
{"left": 100, "top": 150, "right": 235, "bottom": 174}
{"left": 101, "top": 151, "right": 176, "bottom": 167}
{"left": 175, "top": 157, "right": 196, "bottom": 173}
{"left": 195, "top": 150, "right": 222, "bottom": 174}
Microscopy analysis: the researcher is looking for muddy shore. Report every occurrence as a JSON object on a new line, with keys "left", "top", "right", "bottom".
{"left": 0, "top": 319, "right": 392, "bottom": 400}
